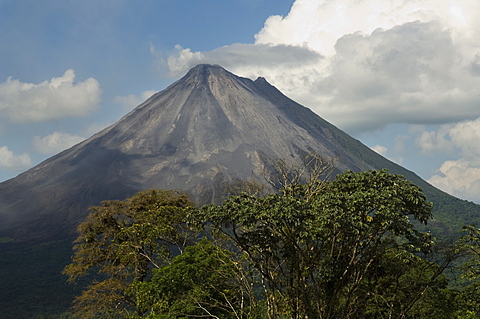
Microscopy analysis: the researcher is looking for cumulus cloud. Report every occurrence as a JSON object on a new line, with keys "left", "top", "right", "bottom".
{"left": 370, "top": 143, "right": 403, "bottom": 165}
{"left": 32, "top": 131, "right": 85, "bottom": 155}
{"left": 416, "top": 118, "right": 480, "bottom": 160}
{"left": 114, "top": 90, "right": 157, "bottom": 111}
{"left": 448, "top": 119, "right": 480, "bottom": 160}
{"left": 161, "top": 43, "right": 323, "bottom": 77}
{"left": 413, "top": 118, "right": 480, "bottom": 201}
{"left": 0, "top": 69, "right": 101, "bottom": 123}
{"left": 428, "top": 160, "right": 480, "bottom": 202}
{"left": 0, "top": 146, "right": 32, "bottom": 170}
{"left": 371, "top": 145, "right": 387, "bottom": 157}
{"left": 158, "top": 0, "right": 480, "bottom": 134}
{"left": 415, "top": 126, "right": 454, "bottom": 154}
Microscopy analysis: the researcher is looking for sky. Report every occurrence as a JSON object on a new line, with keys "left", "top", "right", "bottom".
{"left": 1, "top": 0, "right": 480, "bottom": 203}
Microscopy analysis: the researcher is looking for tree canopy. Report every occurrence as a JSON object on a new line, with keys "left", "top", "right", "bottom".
{"left": 196, "top": 169, "right": 440, "bottom": 318}
{"left": 64, "top": 170, "right": 480, "bottom": 318}
{"left": 63, "top": 189, "right": 196, "bottom": 318}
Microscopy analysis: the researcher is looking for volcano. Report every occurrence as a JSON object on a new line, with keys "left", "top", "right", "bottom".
{"left": 2, "top": 64, "right": 480, "bottom": 319}
{"left": 0, "top": 64, "right": 477, "bottom": 244}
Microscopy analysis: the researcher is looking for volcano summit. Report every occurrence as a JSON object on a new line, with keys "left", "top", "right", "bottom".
{"left": 0, "top": 64, "right": 475, "bottom": 244}
{"left": 2, "top": 64, "right": 480, "bottom": 319}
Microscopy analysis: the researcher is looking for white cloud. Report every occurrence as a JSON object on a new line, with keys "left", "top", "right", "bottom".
{"left": 0, "top": 69, "right": 101, "bottom": 123}
{"left": 428, "top": 159, "right": 480, "bottom": 202}
{"left": 0, "top": 146, "right": 32, "bottom": 170}
{"left": 158, "top": 0, "right": 480, "bottom": 134}
{"left": 415, "top": 127, "right": 453, "bottom": 154}
{"left": 413, "top": 118, "right": 480, "bottom": 201}
{"left": 369, "top": 143, "right": 403, "bottom": 165}
{"left": 415, "top": 118, "right": 480, "bottom": 160}
{"left": 32, "top": 131, "right": 85, "bottom": 155}
{"left": 448, "top": 119, "right": 480, "bottom": 160}
{"left": 371, "top": 145, "right": 387, "bottom": 156}
{"left": 163, "top": 45, "right": 206, "bottom": 77}
{"left": 254, "top": 0, "right": 480, "bottom": 56}
{"left": 161, "top": 43, "right": 323, "bottom": 78}
{"left": 114, "top": 90, "right": 156, "bottom": 111}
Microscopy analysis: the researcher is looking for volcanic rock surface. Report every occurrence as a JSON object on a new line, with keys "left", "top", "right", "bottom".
{"left": 0, "top": 64, "right": 454, "bottom": 243}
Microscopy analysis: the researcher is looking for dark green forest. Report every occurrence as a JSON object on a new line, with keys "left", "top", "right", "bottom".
{"left": 59, "top": 169, "right": 480, "bottom": 319}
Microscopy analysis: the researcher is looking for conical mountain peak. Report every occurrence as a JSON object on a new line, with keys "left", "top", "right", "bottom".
{"left": 0, "top": 64, "right": 472, "bottom": 244}
{"left": 175, "top": 64, "right": 249, "bottom": 92}
{"left": 2, "top": 64, "right": 480, "bottom": 319}
{"left": 96, "top": 63, "right": 311, "bottom": 162}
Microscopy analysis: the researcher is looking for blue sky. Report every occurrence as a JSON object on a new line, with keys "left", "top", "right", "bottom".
{"left": 2, "top": 0, "right": 480, "bottom": 203}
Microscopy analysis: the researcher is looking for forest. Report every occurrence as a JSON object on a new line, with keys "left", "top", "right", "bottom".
{"left": 61, "top": 163, "right": 480, "bottom": 319}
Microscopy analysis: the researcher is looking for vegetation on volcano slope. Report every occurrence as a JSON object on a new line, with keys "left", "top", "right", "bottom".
{"left": 322, "top": 125, "right": 480, "bottom": 233}
{"left": 63, "top": 169, "right": 480, "bottom": 319}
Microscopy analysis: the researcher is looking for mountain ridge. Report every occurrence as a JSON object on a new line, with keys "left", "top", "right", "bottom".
{"left": 0, "top": 64, "right": 477, "bottom": 245}
{"left": 1, "top": 63, "right": 480, "bottom": 319}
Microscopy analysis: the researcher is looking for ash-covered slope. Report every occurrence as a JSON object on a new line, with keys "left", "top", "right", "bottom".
{"left": 0, "top": 64, "right": 472, "bottom": 243}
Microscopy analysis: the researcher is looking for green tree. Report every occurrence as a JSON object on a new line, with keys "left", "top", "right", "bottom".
{"left": 197, "top": 169, "right": 440, "bottom": 319}
{"left": 456, "top": 225, "right": 480, "bottom": 279}
{"left": 63, "top": 189, "right": 196, "bottom": 318}
{"left": 452, "top": 225, "right": 480, "bottom": 317}
{"left": 133, "top": 238, "right": 261, "bottom": 318}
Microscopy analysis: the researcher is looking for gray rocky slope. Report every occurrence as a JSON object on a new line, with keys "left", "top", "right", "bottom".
{"left": 0, "top": 64, "right": 466, "bottom": 244}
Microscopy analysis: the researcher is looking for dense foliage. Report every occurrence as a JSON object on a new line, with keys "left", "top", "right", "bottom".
{"left": 63, "top": 189, "right": 196, "bottom": 318}
{"left": 197, "top": 169, "right": 442, "bottom": 318}
{"left": 64, "top": 170, "right": 480, "bottom": 318}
